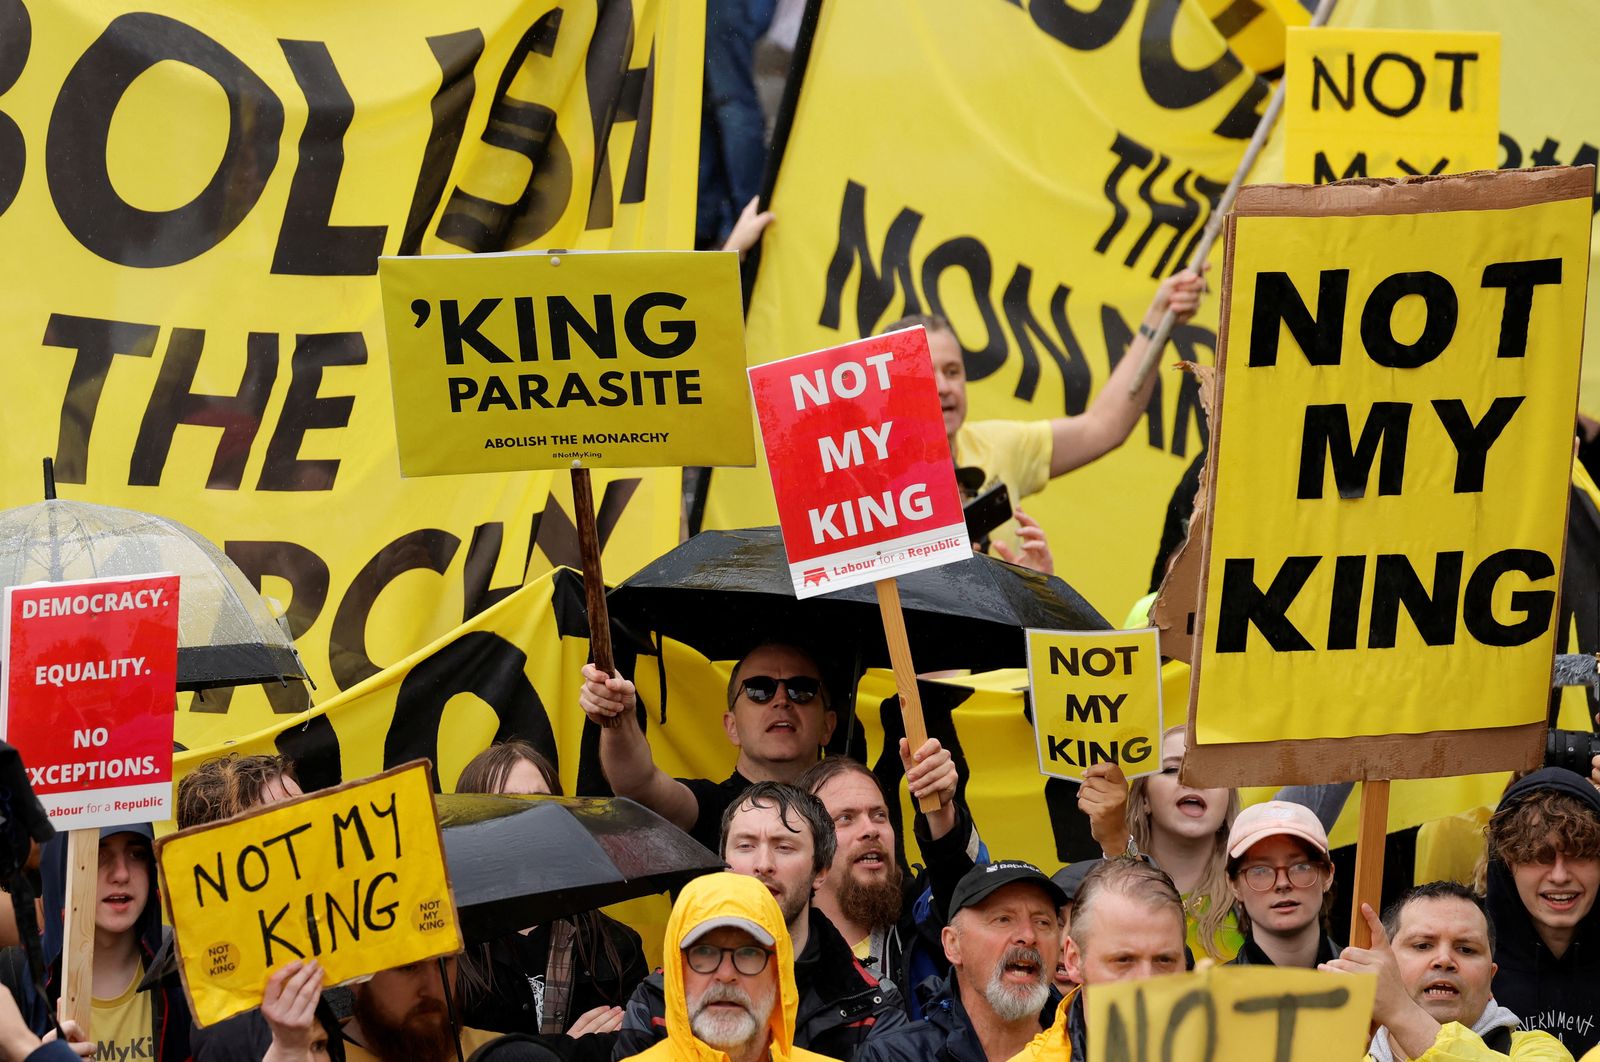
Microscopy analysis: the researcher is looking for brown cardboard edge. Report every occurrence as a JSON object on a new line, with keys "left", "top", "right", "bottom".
{"left": 159, "top": 759, "right": 450, "bottom": 1028}
{"left": 1179, "top": 720, "right": 1546, "bottom": 789}
{"left": 1184, "top": 213, "right": 1240, "bottom": 752}
{"left": 1234, "top": 165, "right": 1595, "bottom": 219}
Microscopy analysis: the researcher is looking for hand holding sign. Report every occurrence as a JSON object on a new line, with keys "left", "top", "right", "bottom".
{"left": 262, "top": 960, "right": 325, "bottom": 1058}
{"left": 899, "top": 738, "right": 958, "bottom": 828}
{"left": 1077, "top": 762, "right": 1132, "bottom": 858}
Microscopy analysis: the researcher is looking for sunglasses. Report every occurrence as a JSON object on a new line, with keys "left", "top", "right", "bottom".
{"left": 685, "top": 943, "right": 772, "bottom": 975}
{"left": 739, "top": 675, "right": 821, "bottom": 705}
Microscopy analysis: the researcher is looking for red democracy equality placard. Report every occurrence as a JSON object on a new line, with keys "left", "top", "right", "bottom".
{"left": 2, "top": 574, "right": 179, "bottom": 830}
{"left": 749, "top": 327, "right": 970, "bottom": 598}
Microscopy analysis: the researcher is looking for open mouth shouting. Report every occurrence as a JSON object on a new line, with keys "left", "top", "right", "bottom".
{"left": 852, "top": 847, "right": 888, "bottom": 875}
{"left": 999, "top": 947, "right": 1043, "bottom": 985}
{"left": 101, "top": 891, "right": 136, "bottom": 914}
{"left": 1175, "top": 793, "right": 1209, "bottom": 818}
{"left": 1418, "top": 977, "right": 1462, "bottom": 1006}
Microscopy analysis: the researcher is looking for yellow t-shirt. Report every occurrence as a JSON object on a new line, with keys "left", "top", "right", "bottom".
{"left": 342, "top": 1025, "right": 502, "bottom": 1061}
{"left": 952, "top": 419, "right": 1054, "bottom": 505}
{"left": 92, "top": 962, "right": 153, "bottom": 1062}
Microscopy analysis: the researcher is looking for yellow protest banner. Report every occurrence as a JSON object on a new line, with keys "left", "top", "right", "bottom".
{"left": 1284, "top": 28, "right": 1500, "bottom": 184}
{"left": 0, "top": 0, "right": 701, "bottom": 740}
{"left": 703, "top": 0, "right": 1273, "bottom": 620}
{"left": 157, "top": 760, "right": 461, "bottom": 1026}
{"left": 1027, "top": 629, "right": 1162, "bottom": 783}
{"left": 1188, "top": 167, "right": 1592, "bottom": 787}
{"left": 1087, "top": 965, "right": 1376, "bottom": 1062}
{"left": 379, "top": 251, "right": 753, "bottom": 474}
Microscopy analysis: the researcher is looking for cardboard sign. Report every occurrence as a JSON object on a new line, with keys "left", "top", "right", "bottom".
{"left": 379, "top": 250, "right": 754, "bottom": 475}
{"left": 748, "top": 327, "right": 969, "bottom": 598}
{"left": 1027, "top": 629, "right": 1163, "bottom": 783}
{"left": 1285, "top": 28, "right": 1500, "bottom": 184}
{"left": 1188, "top": 167, "right": 1592, "bottom": 787}
{"left": 1087, "top": 965, "right": 1376, "bottom": 1062}
{"left": 2, "top": 575, "right": 178, "bottom": 830}
{"left": 157, "top": 761, "right": 462, "bottom": 1026}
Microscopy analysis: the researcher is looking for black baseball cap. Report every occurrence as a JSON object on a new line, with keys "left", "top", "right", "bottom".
{"left": 950, "top": 859, "right": 1068, "bottom": 916}
{"left": 1050, "top": 859, "right": 1102, "bottom": 904}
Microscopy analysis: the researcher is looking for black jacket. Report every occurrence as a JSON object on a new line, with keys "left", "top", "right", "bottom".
{"left": 853, "top": 972, "right": 1060, "bottom": 1062}
{"left": 1225, "top": 934, "right": 1341, "bottom": 968}
{"left": 1484, "top": 767, "right": 1600, "bottom": 1056}
{"left": 466, "top": 913, "right": 648, "bottom": 1035}
{"left": 614, "top": 908, "right": 907, "bottom": 1061}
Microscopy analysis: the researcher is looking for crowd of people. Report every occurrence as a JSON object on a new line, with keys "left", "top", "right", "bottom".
{"left": 0, "top": 631, "right": 1594, "bottom": 1062}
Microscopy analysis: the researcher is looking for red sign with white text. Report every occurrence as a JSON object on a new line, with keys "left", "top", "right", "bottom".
{"left": 749, "top": 327, "right": 970, "bottom": 597}
{"left": 2, "top": 574, "right": 179, "bottom": 830}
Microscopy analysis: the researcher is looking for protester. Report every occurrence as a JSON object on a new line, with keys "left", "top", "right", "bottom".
{"left": 340, "top": 957, "right": 501, "bottom": 1062}
{"left": 1323, "top": 886, "right": 1572, "bottom": 1061}
{"left": 887, "top": 268, "right": 1205, "bottom": 520}
{"left": 1010, "top": 857, "right": 1188, "bottom": 1061}
{"left": 617, "top": 782, "right": 905, "bottom": 1060}
{"left": 853, "top": 861, "right": 1065, "bottom": 1062}
{"left": 455, "top": 741, "right": 646, "bottom": 1041}
{"left": 1224, "top": 801, "right": 1340, "bottom": 968}
{"left": 1484, "top": 768, "right": 1600, "bottom": 1055}
{"left": 617, "top": 871, "right": 829, "bottom": 1062}
{"left": 579, "top": 642, "right": 837, "bottom": 851}
{"left": 1046, "top": 862, "right": 1098, "bottom": 991}
{"left": 795, "top": 752, "right": 978, "bottom": 1007}
{"left": 0, "top": 824, "right": 187, "bottom": 1062}
{"left": 1077, "top": 727, "right": 1242, "bottom": 960}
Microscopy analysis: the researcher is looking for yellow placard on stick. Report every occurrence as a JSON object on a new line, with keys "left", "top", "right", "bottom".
{"left": 157, "top": 761, "right": 462, "bottom": 1027}
{"left": 1188, "top": 167, "right": 1593, "bottom": 788}
{"left": 1026, "top": 629, "right": 1163, "bottom": 783}
{"left": 1087, "top": 965, "right": 1376, "bottom": 1062}
{"left": 1285, "top": 28, "right": 1500, "bottom": 183}
{"left": 379, "top": 250, "right": 754, "bottom": 475}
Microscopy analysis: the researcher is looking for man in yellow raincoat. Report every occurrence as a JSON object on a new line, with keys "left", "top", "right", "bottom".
{"left": 621, "top": 872, "right": 833, "bottom": 1062}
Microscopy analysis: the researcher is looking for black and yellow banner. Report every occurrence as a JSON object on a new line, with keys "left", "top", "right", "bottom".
{"left": 0, "top": 0, "right": 702, "bottom": 746}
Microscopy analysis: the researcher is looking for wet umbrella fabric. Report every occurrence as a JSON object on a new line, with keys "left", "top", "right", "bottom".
{"left": 608, "top": 526, "right": 1109, "bottom": 671}
{"left": 436, "top": 793, "right": 724, "bottom": 945}
{"left": 0, "top": 498, "right": 305, "bottom": 691}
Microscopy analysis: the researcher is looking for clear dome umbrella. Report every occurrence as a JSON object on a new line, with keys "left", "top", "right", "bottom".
{"left": 0, "top": 495, "right": 307, "bottom": 692}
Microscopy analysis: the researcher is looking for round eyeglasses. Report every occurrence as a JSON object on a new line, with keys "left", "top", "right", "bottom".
{"left": 1240, "top": 861, "right": 1324, "bottom": 892}
{"left": 685, "top": 943, "right": 772, "bottom": 975}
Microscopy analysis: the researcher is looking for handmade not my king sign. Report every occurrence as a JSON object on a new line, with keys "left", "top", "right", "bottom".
{"left": 1187, "top": 166, "right": 1593, "bottom": 787}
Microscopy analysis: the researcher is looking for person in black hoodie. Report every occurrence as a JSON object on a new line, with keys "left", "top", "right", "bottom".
{"left": 0, "top": 823, "right": 189, "bottom": 1061}
{"left": 1484, "top": 766, "right": 1600, "bottom": 1056}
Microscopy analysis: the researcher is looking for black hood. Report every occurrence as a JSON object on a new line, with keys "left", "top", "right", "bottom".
{"left": 40, "top": 822, "right": 164, "bottom": 968}
{"left": 1484, "top": 768, "right": 1600, "bottom": 967}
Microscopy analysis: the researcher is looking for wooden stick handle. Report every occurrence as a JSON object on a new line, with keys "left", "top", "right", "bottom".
{"left": 59, "top": 828, "right": 97, "bottom": 1036}
{"left": 1127, "top": 0, "right": 1341, "bottom": 397}
{"left": 571, "top": 467, "right": 619, "bottom": 727}
{"left": 1349, "top": 778, "right": 1390, "bottom": 948}
{"left": 874, "top": 578, "right": 940, "bottom": 814}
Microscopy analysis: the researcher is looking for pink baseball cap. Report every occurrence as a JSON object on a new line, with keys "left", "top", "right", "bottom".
{"left": 1227, "top": 801, "right": 1330, "bottom": 860}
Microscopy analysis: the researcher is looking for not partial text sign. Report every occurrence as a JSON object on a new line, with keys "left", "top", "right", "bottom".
{"left": 749, "top": 327, "right": 969, "bottom": 598}
{"left": 1027, "top": 628, "right": 1162, "bottom": 783}
{"left": 157, "top": 761, "right": 462, "bottom": 1027}
{"left": 2, "top": 574, "right": 179, "bottom": 830}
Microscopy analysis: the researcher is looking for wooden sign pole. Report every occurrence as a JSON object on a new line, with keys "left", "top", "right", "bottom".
{"left": 1348, "top": 778, "right": 1390, "bottom": 948}
{"left": 874, "top": 578, "right": 940, "bottom": 814}
{"left": 571, "top": 467, "right": 619, "bottom": 728}
{"left": 59, "top": 827, "right": 97, "bottom": 1036}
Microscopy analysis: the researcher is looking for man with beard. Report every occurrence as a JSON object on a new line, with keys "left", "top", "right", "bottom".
{"left": 615, "top": 783, "right": 906, "bottom": 1060}
{"left": 618, "top": 872, "right": 831, "bottom": 1062}
{"left": 1323, "top": 884, "right": 1571, "bottom": 1061}
{"left": 856, "top": 862, "right": 1066, "bottom": 1062}
{"left": 797, "top": 755, "right": 979, "bottom": 1007}
{"left": 342, "top": 958, "right": 500, "bottom": 1062}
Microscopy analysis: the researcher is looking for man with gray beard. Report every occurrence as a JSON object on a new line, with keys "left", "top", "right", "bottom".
{"left": 854, "top": 862, "right": 1066, "bottom": 1062}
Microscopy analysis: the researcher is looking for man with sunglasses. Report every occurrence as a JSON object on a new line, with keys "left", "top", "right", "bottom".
{"left": 581, "top": 642, "right": 841, "bottom": 852}
{"left": 1223, "top": 801, "right": 1340, "bottom": 969}
{"left": 619, "top": 871, "right": 830, "bottom": 1062}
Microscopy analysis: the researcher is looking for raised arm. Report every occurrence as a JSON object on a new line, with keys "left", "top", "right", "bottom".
{"left": 579, "top": 664, "right": 700, "bottom": 832}
{"left": 1048, "top": 267, "right": 1208, "bottom": 478}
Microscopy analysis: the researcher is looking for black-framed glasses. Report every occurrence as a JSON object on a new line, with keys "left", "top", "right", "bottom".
{"left": 1240, "top": 862, "right": 1324, "bottom": 892}
{"left": 740, "top": 675, "right": 821, "bottom": 705}
{"left": 685, "top": 943, "right": 772, "bottom": 975}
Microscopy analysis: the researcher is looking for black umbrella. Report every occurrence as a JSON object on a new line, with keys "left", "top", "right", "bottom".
{"left": 608, "top": 526, "right": 1109, "bottom": 673}
{"left": 436, "top": 793, "right": 723, "bottom": 945}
